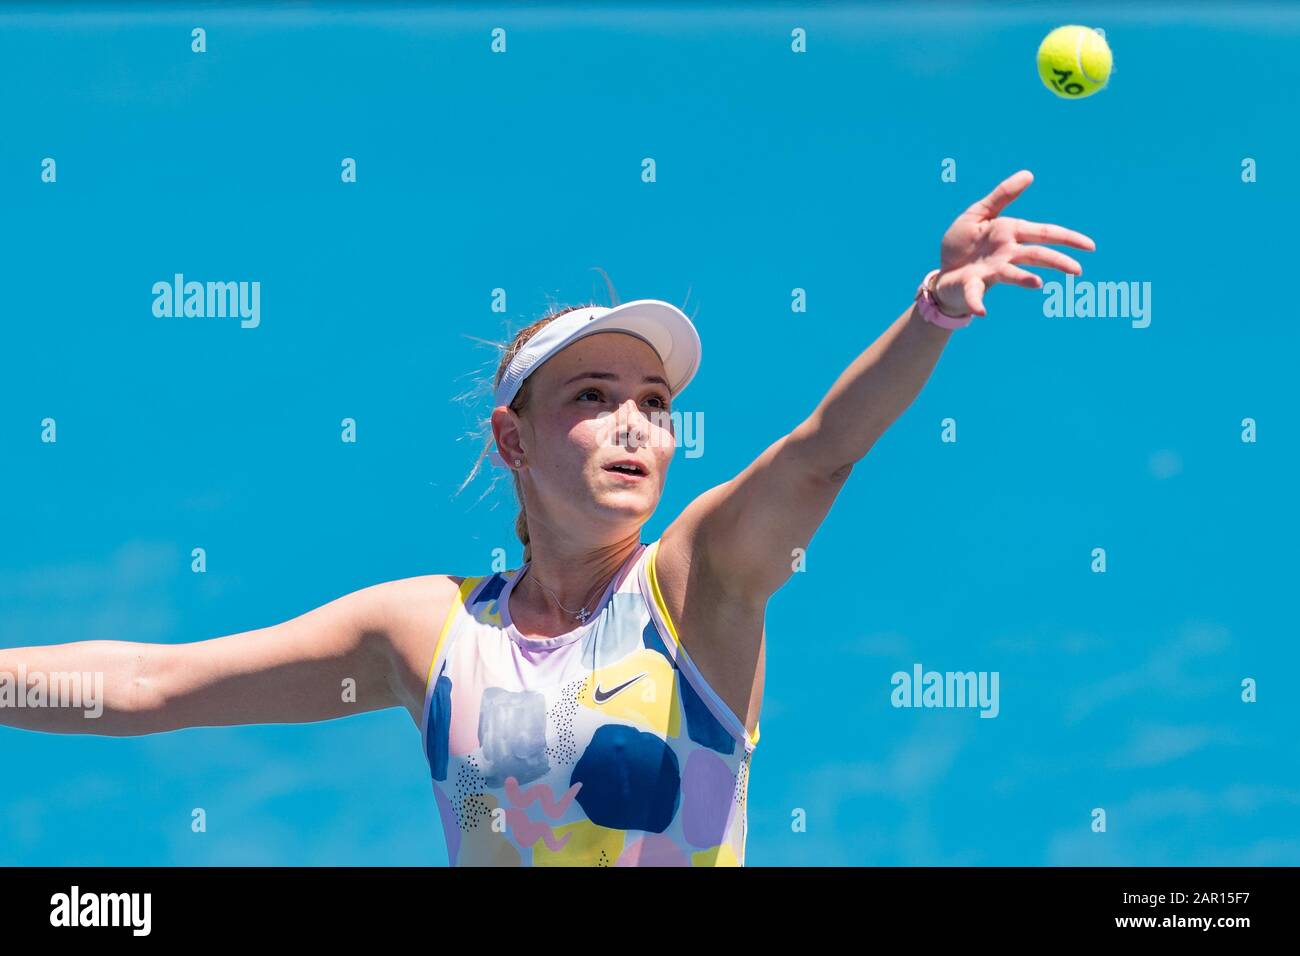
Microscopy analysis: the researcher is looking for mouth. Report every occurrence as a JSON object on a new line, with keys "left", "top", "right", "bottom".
{"left": 602, "top": 459, "right": 649, "bottom": 480}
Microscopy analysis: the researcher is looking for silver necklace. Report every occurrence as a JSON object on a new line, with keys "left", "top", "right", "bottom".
{"left": 523, "top": 565, "right": 619, "bottom": 624}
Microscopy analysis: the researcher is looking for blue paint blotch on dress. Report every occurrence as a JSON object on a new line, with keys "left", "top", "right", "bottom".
{"left": 579, "top": 593, "right": 648, "bottom": 670}
{"left": 640, "top": 617, "right": 735, "bottom": 754}
{"left": 640, "top": 618, "right": 673, "bottom": 661}
{"left": 475, "top": 573, "right": 507, "bottom": 605}
{"left": 427, "top": 673, "right": 453, "bottom": 781}
{"left": 677, "top": 665, "right": 737, "bottom": 755}
{"left": 571, "top": 724, "right": 681, "bottom": 832}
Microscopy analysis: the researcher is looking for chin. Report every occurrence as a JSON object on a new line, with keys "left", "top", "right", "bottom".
{"left": 590, "top": 489, "right": 655, "bottom": 521}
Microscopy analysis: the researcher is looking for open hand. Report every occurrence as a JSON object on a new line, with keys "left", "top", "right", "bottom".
{"left": 932, "top": 170, "right": 1096, "bottom": 318}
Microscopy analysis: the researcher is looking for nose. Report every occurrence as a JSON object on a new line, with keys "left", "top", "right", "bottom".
{"left": 613, "top": 398, "right": 652, "bottom": 448}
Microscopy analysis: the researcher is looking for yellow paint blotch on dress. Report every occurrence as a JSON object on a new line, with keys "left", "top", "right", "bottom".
{"left": 692, "top": 843, "right": 740, "bottom": 866}
{"left": 532, "top": 818, "right": 627, "bottom": 867}
{"left": 576, "top": 647, "right": 680, "bottom": 738}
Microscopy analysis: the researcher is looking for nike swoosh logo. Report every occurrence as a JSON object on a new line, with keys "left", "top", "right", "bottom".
{"left": 593, "top": 672, "right": 648, "bottom": 703}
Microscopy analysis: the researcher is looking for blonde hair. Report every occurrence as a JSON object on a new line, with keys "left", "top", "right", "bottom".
{"left": 456, "top": 271, "right": 622, "bottom": 563}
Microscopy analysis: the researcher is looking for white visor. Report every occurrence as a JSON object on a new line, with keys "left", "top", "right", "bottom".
{"left": 488, "top": 299, "right": 701, "bottom": 468}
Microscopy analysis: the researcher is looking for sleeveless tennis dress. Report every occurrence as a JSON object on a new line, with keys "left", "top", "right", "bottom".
{"left": 420, "top": 539, "right": 760, "bottom": 866}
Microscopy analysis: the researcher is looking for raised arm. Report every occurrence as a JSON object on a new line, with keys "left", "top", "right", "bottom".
{"left": 0, "top": 574, "right": 459, "bottom": 737}
{"left": 662, "top": 170, "right": 1096, "bottom": 601}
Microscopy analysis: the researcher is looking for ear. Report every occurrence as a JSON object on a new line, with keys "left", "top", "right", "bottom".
{"left": 492, "top": 406, "right": 526, "bottom": 462}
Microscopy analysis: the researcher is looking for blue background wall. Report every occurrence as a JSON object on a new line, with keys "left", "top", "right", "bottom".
{"left": 1, "top": 1, "right": 1296, "bottom": 864}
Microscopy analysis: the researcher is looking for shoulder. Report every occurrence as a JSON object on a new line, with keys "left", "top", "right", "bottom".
{"left": 343, "top": 573, "right": 470, "bottom": 634}
{"left": 358, "top": 573, "right": 477, "bottom": 724}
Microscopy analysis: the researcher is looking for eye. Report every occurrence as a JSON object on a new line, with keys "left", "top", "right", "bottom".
{"left": 575, "top": 387, "right": 669, "bottom": 410}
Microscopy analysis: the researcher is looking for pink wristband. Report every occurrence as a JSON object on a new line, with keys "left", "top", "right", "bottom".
{"left": 915, "top": 268, "right": 973, "bottom": 330}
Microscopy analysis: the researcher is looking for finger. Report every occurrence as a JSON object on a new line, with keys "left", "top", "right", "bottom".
{"left": 967, "top": 169, "right": 1034, "bottom": 219}
{"left": 1011, "top": 219, "right": 1096, "bottom": 251}
{"left": 1011, "top": 244, "right": 1083, "bottom": 275}
{"left": 995, "top": 263, "right": 1043, "bottom": 289}
{"left": 963, "top": 276, "right": 987, "bottom": 317}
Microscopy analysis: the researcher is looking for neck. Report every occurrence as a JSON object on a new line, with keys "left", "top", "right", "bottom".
{"left": 513, "top": 532, "right": 642, "bottom": 632}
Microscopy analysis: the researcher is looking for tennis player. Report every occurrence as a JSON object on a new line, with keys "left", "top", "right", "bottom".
{"left": 1, "top": 170, "right": 1093, "bottom": 866}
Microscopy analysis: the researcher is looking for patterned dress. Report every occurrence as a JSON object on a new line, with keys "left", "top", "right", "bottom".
{"left": 421, "top": 539, "right": 760, "bottom": 866}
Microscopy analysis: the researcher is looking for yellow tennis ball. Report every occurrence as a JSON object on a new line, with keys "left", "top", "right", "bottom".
{"left": 1037, "top": 25, "right": 1112, "bottom": 98}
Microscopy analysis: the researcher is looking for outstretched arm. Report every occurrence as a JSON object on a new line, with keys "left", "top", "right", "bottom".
{"left": 664, "top": 170, "right": 1096, "bottom": 600}
{"left": 0, "top": 574, "right": 457, "bottom": 736}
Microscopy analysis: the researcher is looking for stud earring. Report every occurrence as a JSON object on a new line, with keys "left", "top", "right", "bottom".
{"left": 513, "top": 458, "right": 522, "bottom": 467}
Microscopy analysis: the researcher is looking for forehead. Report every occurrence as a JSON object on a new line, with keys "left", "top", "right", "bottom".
{"left": 538, "top": 330, "right": 665, "bottom": 378}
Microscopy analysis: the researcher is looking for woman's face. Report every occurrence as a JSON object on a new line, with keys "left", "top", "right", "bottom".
{"left": 494, "top": 331, "right": 678, "bottom": 543}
